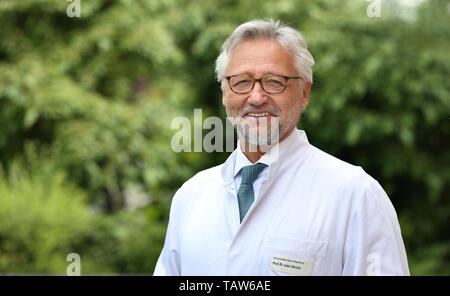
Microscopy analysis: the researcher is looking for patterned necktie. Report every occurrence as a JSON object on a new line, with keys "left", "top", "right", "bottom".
{"left": 237, "top": 163, "right": 267, "bottom": 223}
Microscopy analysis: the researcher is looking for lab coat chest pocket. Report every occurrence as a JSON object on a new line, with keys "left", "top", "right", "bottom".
{"left": 261, "top": 235, "right": 328, "bottom": 276}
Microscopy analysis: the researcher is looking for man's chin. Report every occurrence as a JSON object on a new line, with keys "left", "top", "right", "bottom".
{"left": 237, "top": 126, "right": 280, "bottom": 150}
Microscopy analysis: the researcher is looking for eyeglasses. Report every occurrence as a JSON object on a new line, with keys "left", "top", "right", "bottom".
{"left": 225, "top": 74, "right": 305, "bottom": 94}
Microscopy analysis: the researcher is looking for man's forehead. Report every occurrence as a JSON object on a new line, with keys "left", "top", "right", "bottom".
{"left": 226, "top": 39, "right": 297, "bottom": 76}
{"left": 229, "top": 39, "right": 289, "bottom": 58}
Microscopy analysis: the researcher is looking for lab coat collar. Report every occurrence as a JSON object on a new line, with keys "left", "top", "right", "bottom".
{"left": 221, "top": 128, "right": 310, "bottom": 187}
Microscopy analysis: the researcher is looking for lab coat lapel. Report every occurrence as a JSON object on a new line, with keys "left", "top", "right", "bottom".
{"left": 220, "top": 150, "right": 241, "bottom": 236}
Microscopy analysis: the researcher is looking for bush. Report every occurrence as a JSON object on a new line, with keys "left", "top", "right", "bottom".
{"left": 80, "top": 206, "right": 168, "bottom": 274}
{"left": 0, "top": 159, "right": 92, "bottom": 274}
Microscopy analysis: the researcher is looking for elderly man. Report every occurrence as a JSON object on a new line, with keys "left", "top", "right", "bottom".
{"left": 154, "top": 20, "right": 409, "bottom": 276}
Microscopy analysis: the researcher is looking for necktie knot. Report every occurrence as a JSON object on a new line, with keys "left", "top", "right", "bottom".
{"left": 241, "top": 163, "right": 267, "bottom": 185}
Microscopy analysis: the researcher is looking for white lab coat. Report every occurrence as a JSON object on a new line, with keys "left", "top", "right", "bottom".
{"left": 154, "top": 129, "right": 409, "bottom": 275}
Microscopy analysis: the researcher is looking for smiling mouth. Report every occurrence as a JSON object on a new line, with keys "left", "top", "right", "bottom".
{"left": 245, "top": 112, "right": 276, "bottom": 118}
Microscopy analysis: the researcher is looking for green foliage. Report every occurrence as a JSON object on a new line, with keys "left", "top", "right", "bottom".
{"left": 79, "top": 207, "right": 168, "bottom": 274}
{"left": 0, "top": 0, "right": 448, "bottom": 274}
{"left": 0, "top": 150, "right": 171, "bottom": 274}
{"left": 0, "top": 0, "right": 192, "bottom": 211}
{"left": 0, "top": 157, "right": 91, "bottom": 274}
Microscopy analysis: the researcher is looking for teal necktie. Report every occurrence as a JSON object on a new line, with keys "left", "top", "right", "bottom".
{"left": 237, "top": 163, "right": 267, "bottom": 223}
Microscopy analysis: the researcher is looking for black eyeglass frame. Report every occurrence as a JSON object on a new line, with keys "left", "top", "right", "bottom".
{"left": 224, "top": 74, "right": 306, "bottom": 94}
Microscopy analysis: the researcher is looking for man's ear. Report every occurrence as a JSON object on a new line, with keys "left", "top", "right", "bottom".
{"left": 222, "top": 84, "right": 227, "bottom": 107}
{"left": 301, "top": 81, "right": 311, "bottom": 107}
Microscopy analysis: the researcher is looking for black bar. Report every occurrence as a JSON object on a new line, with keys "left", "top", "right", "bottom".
{"left": 0, "top": 275, "right": 442, "bottom": 295}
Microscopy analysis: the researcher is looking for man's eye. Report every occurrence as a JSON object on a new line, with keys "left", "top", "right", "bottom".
{"left": 267, "top": 79, "right": 283, "bottom": 85}
{"left": 233, "top": 80, "right": 251, "bottom": 86}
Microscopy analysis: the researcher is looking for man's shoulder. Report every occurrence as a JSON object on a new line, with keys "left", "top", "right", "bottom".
{"left": 306, "top": 144, "right": 390, "bottom": 206}
{"left": 169, "top": 163, "right": 225, "bottom": 213}
{"left": 306, "top": 144, "right": 368, "bottom": 183}
{"left": 177, "top": 163, "right": 224, "bottom": 193}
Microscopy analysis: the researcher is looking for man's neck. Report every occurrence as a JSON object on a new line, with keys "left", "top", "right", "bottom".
{"left": 240, "top": 127, "right": 296, "bottom": 163}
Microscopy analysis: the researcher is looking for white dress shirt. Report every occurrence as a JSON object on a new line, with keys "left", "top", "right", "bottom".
{"left": 154, "top": 129, "right": 410, "bottom": 276}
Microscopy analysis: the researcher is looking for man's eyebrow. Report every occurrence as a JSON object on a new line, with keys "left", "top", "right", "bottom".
{"left": 226, "top": 71, "right": 252, "bottom": 76}
{"left": 227, "top": 71, "right": 287, "bottom": 77}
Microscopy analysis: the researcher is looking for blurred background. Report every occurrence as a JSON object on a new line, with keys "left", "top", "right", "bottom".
{"left": 0, "top": 0, "right": 448, "bottom": 275}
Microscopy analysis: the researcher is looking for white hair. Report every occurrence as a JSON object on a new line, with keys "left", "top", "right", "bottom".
{"left": 215, "top": 19, "right": 315, "bottom": 86}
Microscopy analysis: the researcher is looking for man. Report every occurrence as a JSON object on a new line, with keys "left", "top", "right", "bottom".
{"left": 154, "top": 20, "right": 409, "bottom": 275}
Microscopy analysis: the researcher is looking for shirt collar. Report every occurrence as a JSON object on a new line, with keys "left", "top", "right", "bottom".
{"left": 233, "top": 142, "right": 275, "bottom": 177}
{"left": 233, "top": 146, "right": 253, "bottom": 177}
{"left": 226, "top": 128, "right": 308, "bottom": 182}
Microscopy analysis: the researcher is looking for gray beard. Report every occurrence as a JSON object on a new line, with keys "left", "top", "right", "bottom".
{"left": 235, "top": 117, "right": 281, "bottom": 150}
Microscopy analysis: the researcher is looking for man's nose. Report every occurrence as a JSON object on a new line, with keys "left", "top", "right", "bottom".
{"left": 247, "top": 80, "right": 269, "bottom": 106}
